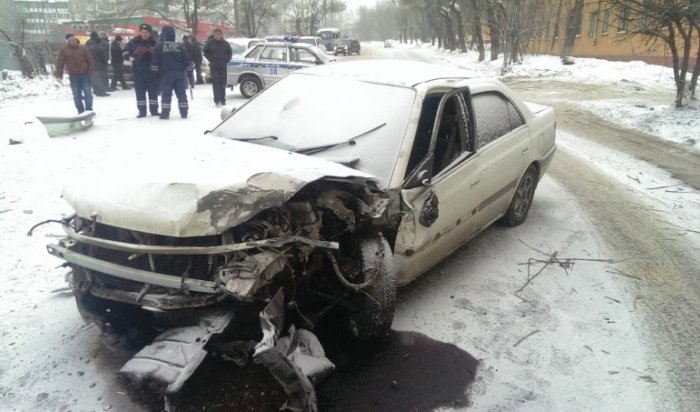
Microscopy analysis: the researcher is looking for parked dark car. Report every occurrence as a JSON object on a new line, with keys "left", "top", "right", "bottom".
{"left": 334, "top": 38, "right": 360, "bottom": 56}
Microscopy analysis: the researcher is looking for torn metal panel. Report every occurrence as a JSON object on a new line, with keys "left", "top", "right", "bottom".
{"left": 47, "top": 243, "right": 219, "bottom": 294}
{"left": 60, "top": 224, "right": 339, "bottom": 255}
{"left": 220, "top": 250, "right": 288, "bottom": 299}
{"left": 119, "top": 307, "right": 235, "bottom": 394}
{"left": 253, "top": 289, "right": 335, "bottom": 412}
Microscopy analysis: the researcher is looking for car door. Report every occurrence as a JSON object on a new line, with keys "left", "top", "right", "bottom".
{"left": 257, "top": 44, "right": 289, "bottom": 86}
{"left": 468, "top": 91, "right": 531, "bottom": 231}
{"left": 290, "top": 46, "right": 319, "bottom": 69}
{"left": 394, "top": 88, "right": 484, "bottom": 285}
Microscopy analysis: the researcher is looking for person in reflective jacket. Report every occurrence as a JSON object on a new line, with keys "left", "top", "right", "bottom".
{"left": 123, "top": 23, "right": 159, "bottom": 118}
{"left": 151, "top": 26, "right": 194, "bottom": 119}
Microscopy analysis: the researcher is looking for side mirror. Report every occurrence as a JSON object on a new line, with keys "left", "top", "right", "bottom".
{"left": 416, "top": 169, "right": 431, "bottom": 186}
{"left": 220, "top": 105, "right": 237, "bottom": 120}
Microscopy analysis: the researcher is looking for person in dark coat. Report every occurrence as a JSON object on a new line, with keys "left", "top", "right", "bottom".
{"left": 56, "top": 33, "right": 94, "bottom": 114}
{"left": 190, "top": 35, "right": 204, "bottom": 84}
{"left": 123, "top": 23, "right": 159, "bottom": 117}
{"left": 181, "top": 34, "right": 196, "bottom": 88}
{"left": 203, "top": 28, "right": 232, "bottom": 106}
{"left": 87, "top": 32, "right": 109, "bottom": 96}
{"left": 98, "top": 32, "right": 111, "bottom": 92}
{"left": 151, "top": 26, "right": 194, "bottom": 119}
{"left": 109, "top": 35, "right": 130, "bottom": 91}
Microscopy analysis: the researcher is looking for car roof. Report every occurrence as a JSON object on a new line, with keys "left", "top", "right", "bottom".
{"left": 260, "top": 41, "right": 317, "bottom": 50}
{"left": 297, "top": 59, "right": 478, "bottom": 88}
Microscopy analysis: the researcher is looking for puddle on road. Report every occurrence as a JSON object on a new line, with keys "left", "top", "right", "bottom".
{"left": 316, "top": 327, "right": 478, "bottom": 412}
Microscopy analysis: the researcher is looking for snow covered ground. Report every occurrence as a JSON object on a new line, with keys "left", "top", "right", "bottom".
{"left": 1, "top": 44, "right": 698, "bottom": 411}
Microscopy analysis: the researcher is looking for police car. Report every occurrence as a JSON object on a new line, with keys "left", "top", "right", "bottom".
{"left": 227, "top": 42, "right": 334, "bottom": 98}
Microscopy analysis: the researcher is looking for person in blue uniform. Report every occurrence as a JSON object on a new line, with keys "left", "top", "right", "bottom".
{"left": 151, "top": 26, "right": 194, "bottom": 119}
{"left": 123, "top": 23, "right": 159, "bottom": 118}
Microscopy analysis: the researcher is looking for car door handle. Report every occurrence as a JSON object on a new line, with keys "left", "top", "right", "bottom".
{"left": 471, "top": 179, "right": 480, "bottom": 187}
{"left": 521, "top": 147, "right": 529, "bottom": 154}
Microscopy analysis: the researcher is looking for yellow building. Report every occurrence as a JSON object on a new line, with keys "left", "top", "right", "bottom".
{"left": 529, "top": 1, "right": 698, "bottom": 68}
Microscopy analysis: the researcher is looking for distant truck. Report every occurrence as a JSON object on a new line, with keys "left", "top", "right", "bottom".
{"left": 316, "top": 27, "right": 340, "bottom": 52}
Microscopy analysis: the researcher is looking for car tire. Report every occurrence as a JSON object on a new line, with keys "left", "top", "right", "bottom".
{"left": 239, "top": 76, "right": 262, "bottom": 99}
{"left": 347, "top": 233, "right": 396, "bottom": 340}
{"left": 501, "top": 165, "right": 538, "bottom": 227}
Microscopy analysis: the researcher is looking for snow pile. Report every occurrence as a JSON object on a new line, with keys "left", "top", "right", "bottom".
{"left": 0, "top": 70, "right": 70, "bottom": 104}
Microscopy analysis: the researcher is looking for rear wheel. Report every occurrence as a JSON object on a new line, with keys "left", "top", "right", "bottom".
{"left": 345, "top": 233, "right": 396, "bottom": 340}
{"left": 501, "top": 165, "right": 538, "bottom": 227}
{"left": 239, "top": 76, "right": 262, "bottom": 98}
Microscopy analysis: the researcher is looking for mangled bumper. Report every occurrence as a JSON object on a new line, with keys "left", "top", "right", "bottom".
{"left": 47, "top": 223, "right": 340, "bottom": 309}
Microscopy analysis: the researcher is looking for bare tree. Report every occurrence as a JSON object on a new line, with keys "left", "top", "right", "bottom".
{"left": 0, "top": 28, "right": 35, "bottom": 78}
{"left": 561, "top": 0, "right": 584, "bottom": 60}
{"left": 609, "top": 0, "right": 700, "bottom": 106}
{"left": 485, "top": 0, "right": 500, "bottom": 60}
{"left": 468, "top": 0, "right": 486, "bottom": 61}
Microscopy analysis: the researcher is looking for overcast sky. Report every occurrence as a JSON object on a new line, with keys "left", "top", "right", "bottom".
{"left": 344, "top": 0, "right": 379, "bottom": 9}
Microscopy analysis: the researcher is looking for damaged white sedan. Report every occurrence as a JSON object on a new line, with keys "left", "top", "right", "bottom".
{"left": 42, "top": 60, "right": 555, "bottom": 397}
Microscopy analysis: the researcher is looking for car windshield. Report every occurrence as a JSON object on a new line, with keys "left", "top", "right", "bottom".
{"left": 337, "top": 39, "right": 351, "bottom": 46}
{"left": 230, "top": 43, "right": 246, "bottom": 54}
{"left": 298, "top": 38, "right": 316, "bottom": 45}
{"left": 213, "top": 74, "right": 416, "bottom": 187}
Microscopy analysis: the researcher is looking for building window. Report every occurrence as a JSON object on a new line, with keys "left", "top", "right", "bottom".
{"left": 588, "top": 11, "right": 598, "bottom": 36}
{"left": 602, "top": 10, "right": 610, "bottom": 35}
{"left": 617, "top": 6, "right": 629, "bottom": 33}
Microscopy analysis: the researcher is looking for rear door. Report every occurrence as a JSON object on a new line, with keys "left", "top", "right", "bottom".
{"left": 257, "top": 44, "right": 290, "bottom": 86}
{"left": 468, "top": 91, "right": 531, "bottom": 230}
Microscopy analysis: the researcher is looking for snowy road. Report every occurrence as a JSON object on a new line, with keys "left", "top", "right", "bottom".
{"left": 1, "top": 43, "right": 698, "bottom": 411}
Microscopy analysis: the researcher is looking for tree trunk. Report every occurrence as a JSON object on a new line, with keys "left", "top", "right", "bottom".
{"left": 562, "top": 0, "right": 584, "bottom": 59}
{"left": 234, "top": 0, "right": 240, "bottom": 36}
{"left": 689, "top": 37, "right": 700, "bottom": 101}
{"left": 469, "top": 0, "right": 485, "bottom": 61}
{"left": 452, "top": 1, "right": 467, "bottom": 53}
{"left": 550, "top": 0, "right": 564, "bottom": 51}
{"left": 486, "top": 0, "right": 499, "bottom": 60}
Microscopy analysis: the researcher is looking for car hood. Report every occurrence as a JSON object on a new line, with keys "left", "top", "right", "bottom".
{"left": 62, "top": 135, "right": 377, "bottom": 237}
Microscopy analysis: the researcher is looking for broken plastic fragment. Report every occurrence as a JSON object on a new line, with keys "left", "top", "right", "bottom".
{"left": 119, "top": 307, "right": 234, "bottom": 394}
{"left": 254, "top": 288, "right": 335, "bottom": 412}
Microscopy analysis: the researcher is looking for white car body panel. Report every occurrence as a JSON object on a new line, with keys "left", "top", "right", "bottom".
{"left": 62, "top": 135, "right": 375, "bottom": 238}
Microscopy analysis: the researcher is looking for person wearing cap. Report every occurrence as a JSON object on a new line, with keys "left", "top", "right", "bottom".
{"left": 109, "top": 35, "right": 130, "bottom": 91}
{"left": 203, "top": 28, "right": 232, "bottom": 107}
{"left": 123, "top": 23, "right": 159, "bottom": 117}
{"left": 151, "top": 26, "right": 194, "bottom": 119}
{"left": 56, "top": 34, "right": 94, "bottom": 114}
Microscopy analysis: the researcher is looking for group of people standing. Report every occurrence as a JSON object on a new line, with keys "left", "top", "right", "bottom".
{"left": 55, "top": 23, "right": 217, "bottom": 120}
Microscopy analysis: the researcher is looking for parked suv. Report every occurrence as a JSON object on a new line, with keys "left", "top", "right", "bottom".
{"left": 334, "top": 38, "right": 360, "bottom": 56}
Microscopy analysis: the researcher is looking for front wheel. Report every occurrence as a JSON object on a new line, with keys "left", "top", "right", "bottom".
{"left": 346, "top": 233, "right": 396, "bottom": 340}
{"left": 501, "top": 165, "right": 538, "bottom": 227}
{"left": 239, "top": 76, "right": 262, "bottom": 99}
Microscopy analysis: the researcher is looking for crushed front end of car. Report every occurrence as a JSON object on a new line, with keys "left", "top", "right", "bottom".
{"left": 46, "top": 174, "right": 394, "bottom": 330}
